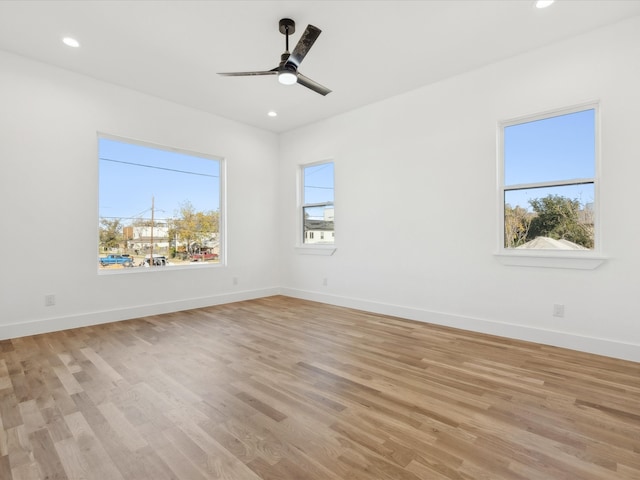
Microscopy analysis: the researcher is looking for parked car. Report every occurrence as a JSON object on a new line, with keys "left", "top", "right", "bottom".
{"left": 99, "top": 254, "right": 133, "bottom": 267}
{"left": 142, "top": 254, "right": 167, "bottom": 266}
{"left": 190, "top": 252, "right": 219, "bottom": 262}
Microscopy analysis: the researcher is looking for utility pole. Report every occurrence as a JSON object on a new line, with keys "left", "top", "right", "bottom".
{"left": 150, "top": 196, "right": 154, "bottom": 267}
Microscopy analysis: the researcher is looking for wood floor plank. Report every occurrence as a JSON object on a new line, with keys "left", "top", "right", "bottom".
{"left": 80, "top": 347, "right": 124, "bottom": 384}
{"left": 29, "top": 428, "right": 67, "bottom": 480}
{"left": 18, "top": 400, "right": 46, "bottom": 435}
{"left": 54, "top": 436, "right": 92, "bottom": 480}
{"left": 52, "top": 366, "right": 83, "bottom": 397}
{"left": 0, "top": 454, "right": 12, "bottom": 480}
{"left": 10, "top": 461, "right": 42, "bottom": 480}
{"left": 6, "top": 426, "right": 32, "bottom": 471}
{"left": 64, "top": 411, "right": 125, "bottom": 480}
{"left": 0, "top": 295, "right": 639, "bottom": 479}
{"left": 0, "top": 392, "right": 23, "bottom": 430}
{"left": 97, "top": 402, "right": 148, "bottom": 452}
{"left": 146, "top": 429, "right": 208, "bottom": 480}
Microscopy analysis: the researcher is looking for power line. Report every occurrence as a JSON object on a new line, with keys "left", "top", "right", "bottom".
{"left": 305, "top": 163, "right": 332, "bottom": 177}
{"left": 100, "top": 156, "right": 219, "bottom": 178}
{"left": 100, "top": 216, "right": 172, "bottom": 221}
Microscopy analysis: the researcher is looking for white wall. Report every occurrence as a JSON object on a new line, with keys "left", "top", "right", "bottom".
{"left": 279, "top": 17, "right": 640, "bottom": 362}
{"left": 0, "top": 50, "right": 281, "bottom": 338}
{"left": 2, "top": 17, "right": 639, "bottom": 362}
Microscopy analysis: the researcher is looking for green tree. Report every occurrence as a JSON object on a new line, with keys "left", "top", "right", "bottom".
{"left": 99, "top": 218, "right": 123, "bottom": 250}
{"left": 527, "top": 194, "right": 593, "bottom": 248}
{"left": 173, "top": 201, "right": 219, "bottom": 254}
{"left": 504, "top": 204, "right": 532, "bottom": 248}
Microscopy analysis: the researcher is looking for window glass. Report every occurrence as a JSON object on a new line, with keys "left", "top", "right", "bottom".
{"left": 99, "top": 136, "right": 223, "bottom": 269}
{"left": 504, "top": 109, "right": 595, "bottom": 185}
{"left": 304, "top": 163, "right": 334, "bottom": 204}
{"left": 501, "top": 107, "right": 596, "bottom": 250}
{"left": 302, "top": 162, "right": 334, "bottom": 245}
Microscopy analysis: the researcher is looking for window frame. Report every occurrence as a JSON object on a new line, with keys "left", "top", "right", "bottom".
{"left": 97, "top": 133, "right": 226, "bottom": 273}
{"left": 297, "top": 160, "right": 336, "bottom": 255}
{"left": 495, "top": 102, "right": 605, "bottom": 269}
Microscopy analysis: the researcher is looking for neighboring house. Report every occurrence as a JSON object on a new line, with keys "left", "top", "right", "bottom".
{"left": 190, "top": 238, "right": 221, "bottom": 256}
{"left": 304, "top": 208, "right": 334, "bottom": 244}
{"left": 129, "top": 222, "right": 170, "bottom": 252}
{"left": 304, "top": 219, "right": 335, "bottom": 244}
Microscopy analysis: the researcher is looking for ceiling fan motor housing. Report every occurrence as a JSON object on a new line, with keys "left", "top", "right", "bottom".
{"left": 279, "top": 18, "right": 295, "bottom": 35}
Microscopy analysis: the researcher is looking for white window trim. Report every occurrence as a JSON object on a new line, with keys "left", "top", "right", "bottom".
{"left": 297, "top": 159, "right": 336, "bottom": 255}
{"left": 294, "top": 246, "right": 336, "bottom": 256}
{"left": 97, "top": 132, "right": 227, "bottom": 273}
{"left": 494, "top": 251, "right": 606, "bottom": 270}
{"left": 494, "top": 102, "right": 606, "bottom": 270}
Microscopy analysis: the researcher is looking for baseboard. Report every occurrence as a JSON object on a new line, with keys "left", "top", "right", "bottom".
{"left": 5, "top": 286, "right": 638, "bottom": 364}
{"left": 281, "top": 288, "right": 640, "bottom": 363}
{"left": 0, "top": 287, "right": 281, "bottom": 341}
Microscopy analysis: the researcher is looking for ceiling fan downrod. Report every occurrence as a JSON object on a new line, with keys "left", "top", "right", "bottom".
{"left": 280, "top": 18, "right": 295, "bottom": 55}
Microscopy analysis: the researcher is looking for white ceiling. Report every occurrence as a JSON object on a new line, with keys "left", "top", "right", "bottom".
{"left": 1, "top": 1, "right": 639, "bottom": 133}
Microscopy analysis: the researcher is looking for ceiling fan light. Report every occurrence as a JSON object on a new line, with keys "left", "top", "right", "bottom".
{"left": 278, "top": 70, "right": 297, "bottom": 86}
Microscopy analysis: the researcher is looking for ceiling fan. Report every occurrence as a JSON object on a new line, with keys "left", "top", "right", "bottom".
{"left": 218, "top": 18, "right": 331, "bottom": 96}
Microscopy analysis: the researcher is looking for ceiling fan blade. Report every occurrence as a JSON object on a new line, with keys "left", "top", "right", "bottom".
{"left": 288, "top": 24, "right": 321, "bottom": 68}
{"left": 218, "top": 70, "right": 277, "bottom": 77}
{"left": 297, "top": 72, "right": 332, "bottom": 96}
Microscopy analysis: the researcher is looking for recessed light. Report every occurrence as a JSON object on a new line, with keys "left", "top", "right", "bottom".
{"left": 267, "top": 111, "right": 278, "bottom": 117}
{"left": 62, "top": 37, "right": 80, "bottom": 48}
{"left": 535, "top": 0, "right": 555, "bottom": 8}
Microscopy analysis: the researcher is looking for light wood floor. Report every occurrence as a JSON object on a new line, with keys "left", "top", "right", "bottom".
{"left": 1, "top": 295, "right": 639, "bottom": 479}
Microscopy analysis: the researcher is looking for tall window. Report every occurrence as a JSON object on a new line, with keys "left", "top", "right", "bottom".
{"left": 98, "top": 135, "right": 223, "bottom": 270}
{"left": 500, "top": 105, "right": 597, "bottom": 251}
{"left": 302, "top": 161, "right": 334, "bottom": 245}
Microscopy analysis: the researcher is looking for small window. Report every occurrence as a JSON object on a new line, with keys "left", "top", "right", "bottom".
{"left": 302, "top": 161, "right": 334, "bottom": 244}
{"left": 500, "top": 105, "right": 597, "bottom": 251}
{"left": 98, "top": 135, "right": 223, "bottom": 270}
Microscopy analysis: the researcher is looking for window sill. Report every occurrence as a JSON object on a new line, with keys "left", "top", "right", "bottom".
{"left": 494, "top": 251, "right": 606, "bottom": 270}
{"left": 295, "top": 246, "right": 336, "bottom": 256}
{"left": 98, "top": 262, "right": 224, "bottom": 274}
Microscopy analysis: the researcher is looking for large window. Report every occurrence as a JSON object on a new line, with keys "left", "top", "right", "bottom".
{"left": 500, "top": 105, "right": 597, "bottom": 251}
{"left": 98, "top": 135, "right": 223, "bottom": 270}
{"left": 302, "top": 161, "right": 334, "bottom": 245}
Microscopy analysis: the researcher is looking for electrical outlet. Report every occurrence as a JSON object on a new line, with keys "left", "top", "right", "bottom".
{"left": 45, "top": 294, "right": 56, "bottom": 306}
{"left": 322, "top": 277, "right": 328, "bottom": 286}
{"left": 233, "top": 276, "right": 239, "bottom": 286}
{"left": 553, "top": 303, "right": 565, "bottom": 318}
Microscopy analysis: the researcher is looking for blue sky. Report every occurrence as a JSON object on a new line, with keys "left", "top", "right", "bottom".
{"left": 304, "top": 162, "right": 334, "bottom": 205}
{"left": 303, "top": 162, "right": 334, "bottom": 222}
{"left": 99, "top": 137, "right": 220, "bottom": 223}
{"left": 504, "top": 108, "right": 595, "bottom": 211}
